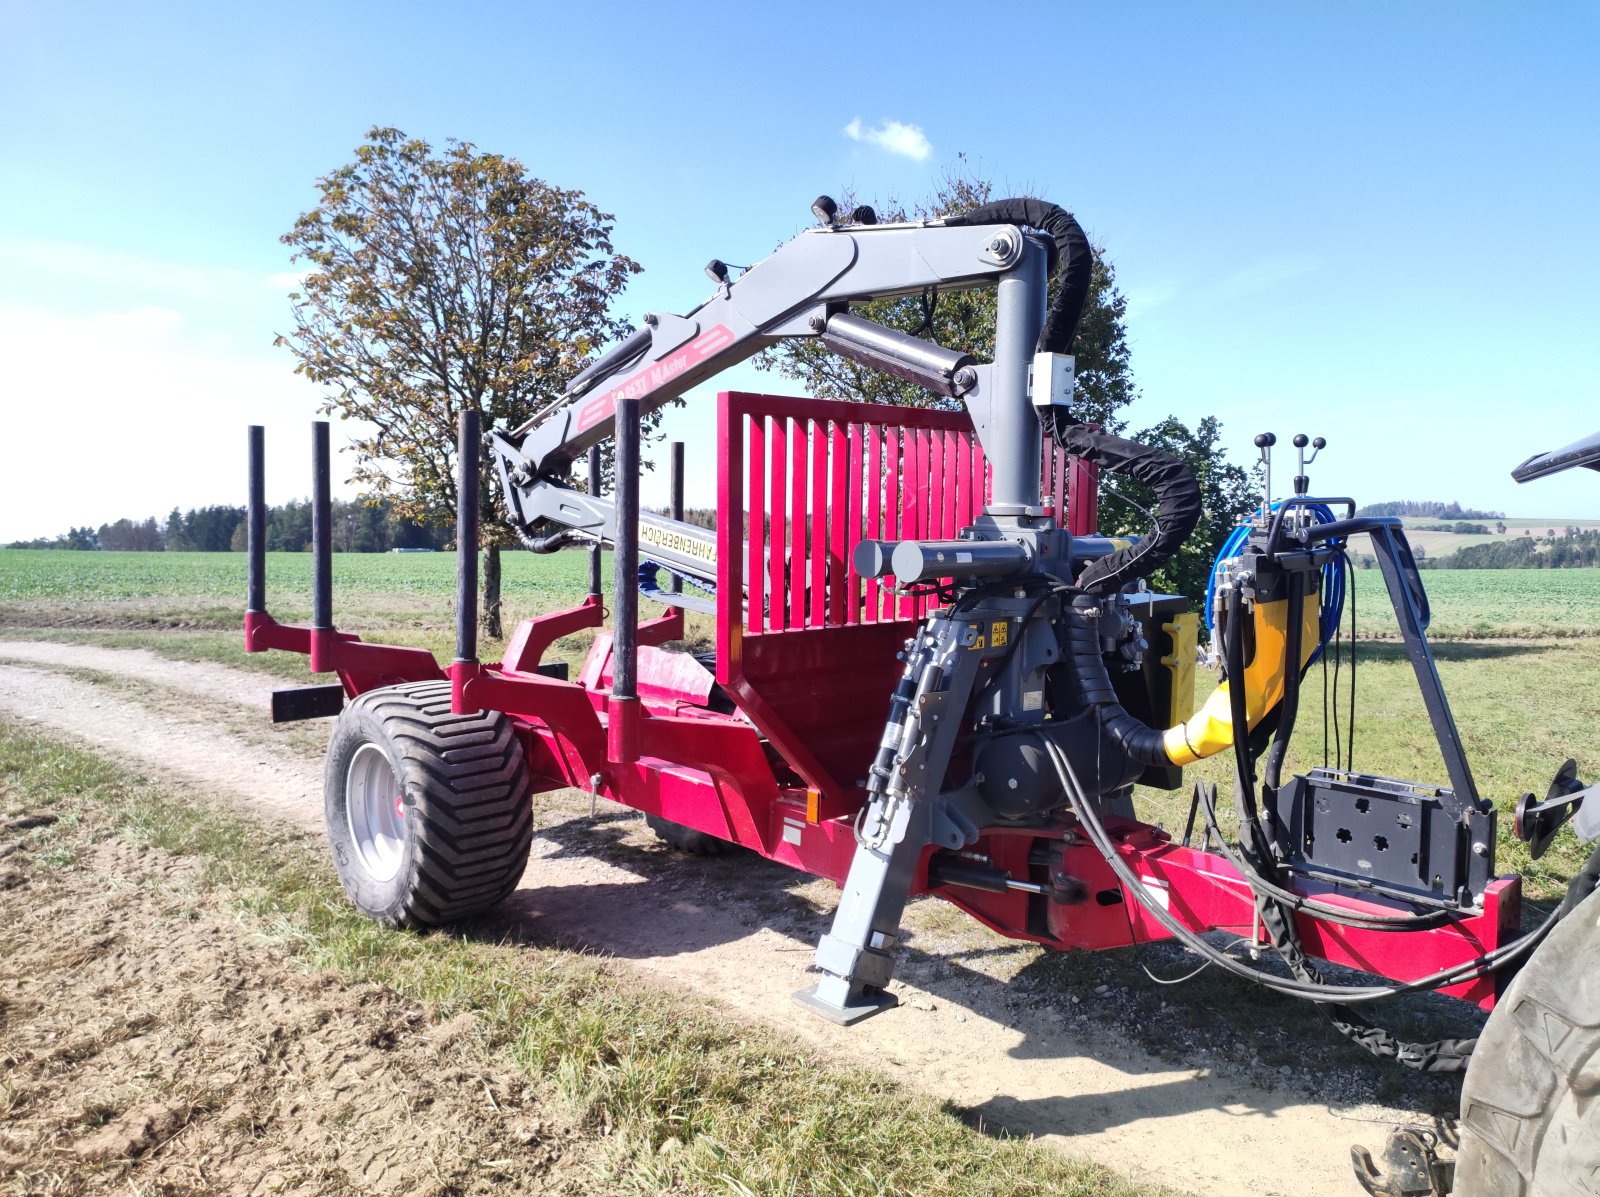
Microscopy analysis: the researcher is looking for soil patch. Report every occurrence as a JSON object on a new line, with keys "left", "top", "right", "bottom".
{"left": 0, "top": 833, "right": 583, "bottom": 1195}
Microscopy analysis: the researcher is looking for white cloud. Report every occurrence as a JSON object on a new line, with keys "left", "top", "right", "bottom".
{"left": 843, "top": 117, "right": 932, "bottom": 161}
{"left": 268, "top": 270, "right": 308, "bottom": 292}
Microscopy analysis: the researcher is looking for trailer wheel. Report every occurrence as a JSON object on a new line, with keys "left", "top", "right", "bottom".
{"left": 1455, "top": 885, "right": 1600, "bottom": 1194}
{"left": 324, "top": 680, "right": 532, "bottom": 927}
{"left": 644, "top": 814, "right": 734, "bottom": 856}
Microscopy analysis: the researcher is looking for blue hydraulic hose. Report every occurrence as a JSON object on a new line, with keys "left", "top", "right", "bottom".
{"left": 1206, "top": 501, "right": 1346, "bottom": 664}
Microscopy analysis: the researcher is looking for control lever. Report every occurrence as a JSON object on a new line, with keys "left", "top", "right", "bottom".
{"left": 1254, "top": 432, "right": 1277, "bottom": 519}
{"left": 1291, "top": 433, "right": 1327, "bottom": 495}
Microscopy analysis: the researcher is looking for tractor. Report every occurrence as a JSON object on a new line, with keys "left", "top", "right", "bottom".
{"left": 244, "top": 197, "right": 1598, "bottom": 1194}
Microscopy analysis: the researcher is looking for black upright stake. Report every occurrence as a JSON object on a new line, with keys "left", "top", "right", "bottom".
{"left": 455, "top": 409, "right": 481, "bottom": 665}
{"left": 311, "top": 421, "right": 332, "bottom": 631}
{"left": 669, "top": 440, "right": 685, "bottom": 595}
{"left": 612, "top": 398, "right": 641, "bottom": 706}
{"left": 247, "top": 426, "right": 266, "bottom": 615}
{"left": 587, "top": 444, "right": 603, "bottom": 600}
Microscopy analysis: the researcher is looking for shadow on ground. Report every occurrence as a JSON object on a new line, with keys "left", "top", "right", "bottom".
{"left": 470, "top": 806, "right": 1478, "bottom": 1144}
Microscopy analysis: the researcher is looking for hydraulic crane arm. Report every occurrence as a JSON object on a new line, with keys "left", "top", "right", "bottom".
{"left": 488, "top": 214, "right": 1055, "bottom": 540}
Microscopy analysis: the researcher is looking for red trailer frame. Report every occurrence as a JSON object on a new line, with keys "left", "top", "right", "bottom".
{"left": 247, "top": 392, "right": 1519, "bottom": 1011}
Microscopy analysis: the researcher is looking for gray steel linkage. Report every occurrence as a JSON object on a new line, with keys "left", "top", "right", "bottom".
{"left": 489, "top": 218, "right": 1056, "bottom": 558}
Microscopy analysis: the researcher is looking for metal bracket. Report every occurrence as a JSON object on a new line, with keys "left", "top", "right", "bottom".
{"left": 270, "top": 684, "right": 344, "bottom": 723}
{"left": 1351, "top": 1124, "right": 1455, "bottom": 1197}
{"left": 1515, "top": 757, "right": 1597, "bottom": 858}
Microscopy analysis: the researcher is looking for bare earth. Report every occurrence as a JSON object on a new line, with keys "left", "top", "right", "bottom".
{"left": 0, "top": 835, "right": 576, "bottom": 1196}
{"left": 0, "top": 639, "right": 1422, "bottom": 1197}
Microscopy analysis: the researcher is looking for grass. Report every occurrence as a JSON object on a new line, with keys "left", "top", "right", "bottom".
{"left": 1135, "top": 635, "right": 1600, "bottom": 899}
{"left": 0, "top": 720, "right": 1158, "bottom": 1197}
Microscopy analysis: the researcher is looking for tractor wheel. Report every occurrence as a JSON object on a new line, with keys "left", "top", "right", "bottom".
{"left": 1455, "top": 886, "right": 1600, "bottom": 1194}
{"left": 323, "top": 680, "right": 532, "bottom": 927}
{"left": 644, "top": 813, "right": 734, "bottom": 856}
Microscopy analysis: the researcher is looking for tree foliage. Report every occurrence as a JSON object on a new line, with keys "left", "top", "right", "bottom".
{"left": 277, "top": 126, "right": 641, "bottom": 634}
{"left": 1355, "top": 499, "right": 1505, "bottom": 520}
{"left": 755, "top": 168, "right": 1134, "bottom": 429}
{"left": 1103, "top": 415, "right": 1257, "bottom": 600}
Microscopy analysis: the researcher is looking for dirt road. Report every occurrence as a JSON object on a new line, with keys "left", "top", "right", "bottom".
{"left": 0, "top": 639, "right": 1441, "bottom": 1197}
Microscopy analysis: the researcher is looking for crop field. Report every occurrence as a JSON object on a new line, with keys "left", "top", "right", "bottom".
{"left": 3, "top": 546, "right": 1599, "bottom": 889}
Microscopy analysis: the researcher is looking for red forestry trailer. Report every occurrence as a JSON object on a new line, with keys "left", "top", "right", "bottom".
{"left": 246, "top": 197, "right": 1599, "bottom": 1195}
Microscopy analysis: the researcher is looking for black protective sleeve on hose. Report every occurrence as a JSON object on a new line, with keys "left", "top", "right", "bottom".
{"left": 519, "top": 528, "right": 585, "bottom": 554}
{"left": 945, "top": 198, "right": 1092, "bottom": 355}
{"left": 1056, "top": 601, "right": 1172, "bottom": 766}
{"left": 1048, "top": 416, "right": 1204, "bottom": 595}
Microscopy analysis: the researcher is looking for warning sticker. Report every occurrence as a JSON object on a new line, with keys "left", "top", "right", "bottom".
{"left": 992, "top": 620, "right": 1009, "bottom": 648}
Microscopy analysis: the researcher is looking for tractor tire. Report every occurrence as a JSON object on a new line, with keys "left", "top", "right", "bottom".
{"left": 644, "top": 813, "right": 734, "bottom": 856}
{"left": 1455, "top": 886, "right": 1600, "bottom": 1194}
{"left": 323, "top": 679, "right": 532, "bottom": 928}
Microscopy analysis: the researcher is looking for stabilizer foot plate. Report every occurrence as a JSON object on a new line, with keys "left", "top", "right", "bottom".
{"left": 791, "top": 984, "right": 899, "bottom": 1026}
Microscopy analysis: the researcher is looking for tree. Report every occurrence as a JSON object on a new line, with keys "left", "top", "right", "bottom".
{"left": 277, "top": 126, "right": 641, "bottom": 637}
{"left": 1103, "top": 415, "right": 1256, "bottom": 600}
{"left": 756, "top": 167, "right": 1134, "bottom": 429}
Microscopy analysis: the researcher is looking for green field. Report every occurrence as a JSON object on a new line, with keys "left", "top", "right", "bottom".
{"left": 3, "top": 546, "right": 1599, "bottom": 893}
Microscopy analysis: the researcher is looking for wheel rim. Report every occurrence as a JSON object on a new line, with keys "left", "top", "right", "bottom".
{"left": 346, "top": 743, "right": 406, "bottom": 882}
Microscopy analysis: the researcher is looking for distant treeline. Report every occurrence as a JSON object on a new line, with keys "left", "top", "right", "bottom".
{"left": 7, "top": 499, "right": 450, "bottom": 553}
{"left": 1425, "top": 528, "right": 1600, "bottom": 569}
{"left": 1412, "top": 521, "right": 1504, "bottom": 535}
{"left": 1355, "top": 500, "right": 1505, "bottom": 520}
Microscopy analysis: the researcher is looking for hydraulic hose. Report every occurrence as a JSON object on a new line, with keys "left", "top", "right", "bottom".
{"left": 1056, "top": 598, "right": 1172, "bottom": 767}
{"left": 1039, "top": 729, "right": 1560, "bottom": 1003}
{"left": 518, "top": 528, "right": 586, "bottom": 554}
{"left": 946, "top": 198, "right": 1092, "bottom": 355}
{"left": 1044, "top": 414, "right": 1204, "bottom": 597}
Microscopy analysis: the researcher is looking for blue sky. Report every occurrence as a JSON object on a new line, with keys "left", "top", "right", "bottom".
{"left": 3, "top": 1, "right": 1597, "bottom": 541}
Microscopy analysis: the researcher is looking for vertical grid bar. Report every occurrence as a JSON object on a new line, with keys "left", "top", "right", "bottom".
{"left": 768, "top": 417, "right": 788, "bottom": 631}
{"left": 1068, "top": 454, "right": 1101, "bottom": 536}
{"left": 883, "top": 429, "right": 901, "bottom": 620}
{"left": 827, "top": 420, "right": 848, "bottom": 626}
{"left": 747, "top": 414, "right": 766, "bottom": 633}
{"left": 895, "top": 429, "right": 913, "bottom": 617}
{"left": 934, "top": 428, "right": 947, "bottom": 537}
{"left": 454, "top": 409, "right": 481, "bottom": 665}
{"left": 310, "top": 421, "right": 332, "bottom": 631}
{"left": 668, "top": 441, "right": 684, "bottom": 594}
{"left": 956, "top": 429, "right": 973, "bottom": 530}
{"left": 246, "top": 426, "right": 266, "bottom": 614}
{"left": 915, "top": 428, "right": 934, "bottom": 611}
{"left": 865, "top": 424, "right": 882, "bottom": 622}
{"left": 930, "top": 430, "right": 947, "bottom": 539}
{"left": 846, "top": 422, "right": 864, "bottom": 625}
{"left": 1052, "top": 441, "right": 1068, "bottom": 525}
{"left": 976, "top": 440, "right": 990, "bottom": 506}
{"left": 587, "top": 445, "right": 604, "bottom": 598}
{"left": 715, "top": 395, "right": 742, "bottom": 679}
{"left": 789, "top": 418, "right": 807, "bottom": 628}
{"left": 809, "top": 419, "right": 828, "bottom": 627}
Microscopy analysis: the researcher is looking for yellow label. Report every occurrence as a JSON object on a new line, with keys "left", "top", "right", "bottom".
{"left": 972, "top": 635, "right": 986, "bottom": 650}
{"left": 991, "top": 620, "right": 1009, "bottom": 648}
